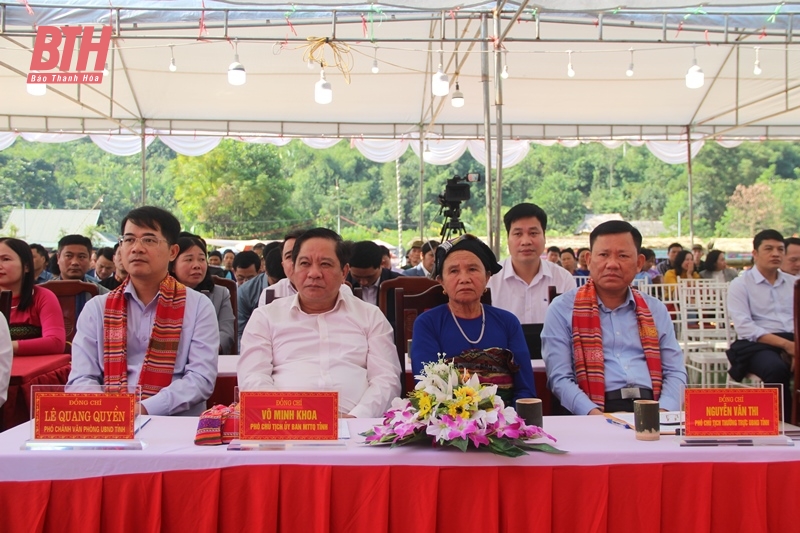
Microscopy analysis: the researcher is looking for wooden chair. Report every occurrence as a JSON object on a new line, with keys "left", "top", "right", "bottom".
{"left": 212, "top": 275, "right": 239, "bottom": 354}
{"left": 378, "top": 276, "right": 439, "bottom": 326}
{"left": 394, "top": 284, "right": 491, "bottom": 395}
{"left": 40, "top": 280, "right": 99, "bottom": 351}
{"left": 0, "top": 290, "right": 11, "bottom": 323}
{"left": 792, "top": 279, "right": 800, "bottom": 424}
{"left": 548, "top": 285, "right": 561, "bottom": 303}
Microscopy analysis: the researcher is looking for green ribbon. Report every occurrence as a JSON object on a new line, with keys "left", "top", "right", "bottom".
{"left": 767, "top": 3, "right": 783, "bottom": 24}
{"left": 284, "top": 4, "right": 296, "bottom": 20}
{"left": 683, "top": 6, "right": 707, "bottom": 20}
{"left": 368, "top": 5, "right": 384, "bottom": 43}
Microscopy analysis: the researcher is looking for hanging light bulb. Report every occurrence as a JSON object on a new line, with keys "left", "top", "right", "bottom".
{"left": 567, "top": 51, "right": 575, "bottom": 78}
{"left": 227, "top": 39, "right": 246, "bottom": 86}
{"left": 685, "top": 46, "right": 704, "bottom": 89}
{"left": 103, "top": 62, "right": 110, "bottom": 76}
{"left": 432, "top": 64, "right": 450, "bottom": 96}
{"left": 307, "top": 58, "right": 315, "bottom": 70}
{"left": 169, "top": 45, "right": 177, "bottom": 72}
{"left": 626, "top": 48, "right": 634, "bottom": 77}
{"left": 500, "top": 49, "right": 509, "bottom": 79}
{"left": 451, "top": 82, "right": 464, "bottom": 108}
{"left": 753, "top": 47, "right": 762, "bottom": 75}
{"left": 26, "top": 72, "right": 46, "bottom": 96}
{"left": 315, "top": 67, "right": 332, "bottom": 104}
{"left": 371, "top": 47, "right": 380, "bottom": 74}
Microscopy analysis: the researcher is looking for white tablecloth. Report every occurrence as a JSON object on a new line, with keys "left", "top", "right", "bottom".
{"left": 2, "top": 415, "right": 798, "bottom": 482}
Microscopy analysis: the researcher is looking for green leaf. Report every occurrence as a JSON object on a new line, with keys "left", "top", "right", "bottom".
{"left": 518, "top": 442, "right": 568, "bottom": 454}
{"left": 449, "top": 437, "right": 469, "bottom": 452}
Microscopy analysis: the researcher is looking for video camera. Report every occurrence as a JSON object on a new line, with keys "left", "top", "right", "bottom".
{"left": 437, "top": 173, "right": 481, "bottom": 241}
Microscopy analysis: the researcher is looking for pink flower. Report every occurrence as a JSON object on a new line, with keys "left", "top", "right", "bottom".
{"left": 365, "top": 424, "right": 394, "bottom": 443}
{"left": 496, "top": 420, "right": 522, "bottom": 439}
{"left": 468, "top": 427, "right": 491, "bottom": 448}
{"left": 393, "top": 421, "right": 424, "bottom": 440}
{"left": 445, "top": 418, "right": 477, "bottom": 440}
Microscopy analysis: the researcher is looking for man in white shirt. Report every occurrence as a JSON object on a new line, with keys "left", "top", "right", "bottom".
{"left": 487, "top": 203, "right": 576, "bottom": 325}
{"left": 727, "top": 229, "right": 796, "bottom": 420}
{"left": 238, "top": 228, "right": 401, "bottom": 418}
{"left": 783, "top": 237, "right": 800, "bottom": 276}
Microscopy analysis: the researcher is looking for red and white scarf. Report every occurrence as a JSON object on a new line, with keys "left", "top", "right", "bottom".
{"left": 571, "top": 279, "right": 662, "bottom": 410}
{"left": 103, "top": 275, "right": 186, "bottom": 399}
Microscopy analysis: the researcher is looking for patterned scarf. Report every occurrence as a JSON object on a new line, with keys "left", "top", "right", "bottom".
{"left": 446, "top": 347, "right": 519, "bottom": 406}
{"left": 571, "top": 278, "right": 662, "bottom": 410}
{"left": 103, "top": 275, "right": 186, "bottom": 399}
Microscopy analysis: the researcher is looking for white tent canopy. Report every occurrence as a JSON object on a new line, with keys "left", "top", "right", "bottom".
{"left": 1, "top": 1, "right": 798, "bottom": 144}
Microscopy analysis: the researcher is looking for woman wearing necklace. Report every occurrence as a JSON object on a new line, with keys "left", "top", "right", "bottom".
{"left": 0, "top": 238, "right": 66, "bottom": 355}
{"left": 410, "top": 235, "right": 536, "bottom": 404}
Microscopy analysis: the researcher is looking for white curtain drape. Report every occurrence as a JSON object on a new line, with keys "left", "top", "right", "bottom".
{"left": 157, "top": 134, "right": 222, "bottom": 156}
{"left": 0, "top": 132, "right": 17, "bottom": 151}
{"left": 90, "top": 133, "right": 155, "bottom": 156}
{"left": 351, "top": 138, "right": 410, "bottom": 163}
{"left": 466, "top": 139, "right": 531, "bottom": 167}
{"left": 645, "top": 140, "right": 705, "bottom": 164}
{"left": 0, "top": 130, "right": 749, "bottom": 166}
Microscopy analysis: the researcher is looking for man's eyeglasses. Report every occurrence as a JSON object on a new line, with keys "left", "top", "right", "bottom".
{"left": 118, "top": 236, "right": 168, "bottom": 248}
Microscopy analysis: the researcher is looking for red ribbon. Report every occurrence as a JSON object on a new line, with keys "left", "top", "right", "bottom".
{"left": 448, "top": 8, "right": 460, "bottom": 22}
{"left": 286, "top": 17, "right": 297, "bottom": 36}
{"left": 759, "top": 26, "right": 768, "bottom": 39}
{"left": 675, "top": 20, "right": 683, "bottom": 37}
{"left": 361, "top": 14, "right": 368, "bottom": 38}
{"left": 19, "top": 0, "right": 34, "bottom": 15}
{"left": 198, "top": 0, "right": 209, "bottom": 40}
{"left": 704, "top": 29, "right": 710, "bottom": 45}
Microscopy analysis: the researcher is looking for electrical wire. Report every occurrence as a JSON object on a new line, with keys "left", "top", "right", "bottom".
{"left": 302, "top": 37, "right": 354, "bottom": 84}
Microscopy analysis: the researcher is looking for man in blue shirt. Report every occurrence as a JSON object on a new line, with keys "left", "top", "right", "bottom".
{"left": 68, "top": 206, "right": 219, "bottom": 416}
{"left": 542, "top": 221, "right": 686, "bottom": 415}
{"left": 727, "top": 229, "right": 796, "bottom": 420}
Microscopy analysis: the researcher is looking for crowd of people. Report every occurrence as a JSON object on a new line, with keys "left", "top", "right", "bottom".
{"left": 0, "top": 202, "right": 797, "bottom": 422}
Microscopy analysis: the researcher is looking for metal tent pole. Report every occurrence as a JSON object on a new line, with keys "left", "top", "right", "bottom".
{"left": 481, "top": 13, "right": 494, "bottom": 253}
{"left": 686, "top": 125, "right": 695, "bottom": 246}
{"left": 140, "top": 121, "right": 147, "bottom": 206}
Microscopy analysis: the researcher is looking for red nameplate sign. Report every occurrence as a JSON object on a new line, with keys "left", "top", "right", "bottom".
{"left": 684, "top": 388, "right": 780, "bottom": 436}
{"left": 34, "top": 393, "right": 136, "bottom": 440}
{"left": 239, "top": 392, "right": 338, "bottom": 441}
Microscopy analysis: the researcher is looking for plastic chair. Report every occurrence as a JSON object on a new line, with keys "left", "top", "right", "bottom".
{"left": 678, "top": 279, "right": 731, "bottom": 386}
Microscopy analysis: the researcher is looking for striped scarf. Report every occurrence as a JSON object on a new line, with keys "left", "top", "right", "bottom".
{"left": 572, "top": 279, "right": 662, "bottom": 410}
{"left": 103, "top": 275, "right": 186, "bottom": 399}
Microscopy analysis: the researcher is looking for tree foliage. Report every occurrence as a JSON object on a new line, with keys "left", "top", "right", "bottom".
{"left": 0, "top": 137, "right": 798, "bottom": 242}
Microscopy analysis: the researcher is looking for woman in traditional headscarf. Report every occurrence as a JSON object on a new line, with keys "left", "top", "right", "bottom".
{"left": 409, "top": 234, "right": 536, "bottom": 403}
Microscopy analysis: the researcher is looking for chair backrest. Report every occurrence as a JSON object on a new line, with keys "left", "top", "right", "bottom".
{"left": 352, "top": 286, "right": 363, "bottom": 300}
{"left": 548, "top": 285, "right": 561, "bottom": 303}
{"left": 394, "top": 284, "right": 491, "bottom": 394}
{"left": 378, "top": 276, "right": 439, "bottom": 319}
{"left": 40, "top": 280, "right": 99, "bottom": 349}
{"left": 0, "top": 290, "right": 11, "bottom": 323}
{"left": 677, "top": 278, "right": 731, "bottom": 346}
{"left": 212, "top": 275, "right": 238, "bottom": 352}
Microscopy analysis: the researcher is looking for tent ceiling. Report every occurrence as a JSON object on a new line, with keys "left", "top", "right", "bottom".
{"left": 1, "top": 1, "right": 799, "bottom": 140}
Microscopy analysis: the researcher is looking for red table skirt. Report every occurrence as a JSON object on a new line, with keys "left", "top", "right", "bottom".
{"left": 2, "top": 462, "right": 798, "bottom": 533}
{"left": 1, "top": 355, "right": 72, "bottom": 431}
